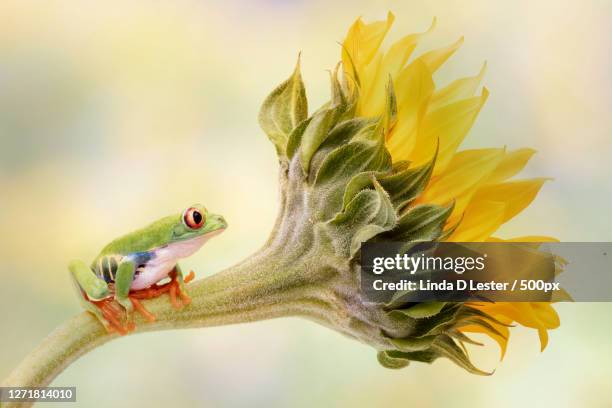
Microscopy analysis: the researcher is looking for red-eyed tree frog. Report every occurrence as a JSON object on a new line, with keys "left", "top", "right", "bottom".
{"left": 69, "top": 205, "right": 227, "bottom": 334}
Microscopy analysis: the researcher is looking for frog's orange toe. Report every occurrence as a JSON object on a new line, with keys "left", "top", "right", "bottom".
{"left": 174, "top": 272, "right": 193, "bottom": 307}
{"left": 130, "top": 297, "right": 156, "bottom": 322}
{"left": 184, "top": 270, "right": 195, "bottom": 284}
{"left": 179, "top": 289, "right": 192, "bottom": 305}
{"left": 95, "top": 299, "right": 128, "bottom": 335}
{"left": 169, "top": 283, "right": 182, "bottom": 309}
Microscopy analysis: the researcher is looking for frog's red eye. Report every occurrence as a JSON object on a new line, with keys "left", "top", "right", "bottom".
{"left": 183, "top": 207, "right": 205, "bottom": 229}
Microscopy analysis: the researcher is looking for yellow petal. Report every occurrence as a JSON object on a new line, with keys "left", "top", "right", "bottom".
{"left": 429, "top": 61, "right": 487, "bottom": 111}
{"left": 342, "top": 11, "right": 395, "bottom": 86}
{"left": 410, "top": 88, "right": 489, "bottom": 174}
{"left": 531, "top": 303, "right": 561, "bottom": 328}
{"left": 395, "top": 59, "right": 435, "bottom": 111}
{"left": 386, "top": 116, "right": 419, "bottom": 161}
{"left": 420, "top": 148, "right": 504, "bottom": 215}
{"left": 486, "top": 148, "right": 536, "bottom": 184}
{"left": 358, "top": 53, "right": 384, "bottom": 115}
{"left": 386, "top": 60, "right": 434, "bottom": 160}
{"left": 538, "top": 328, "right": 549, "bottom": 351}
{"left": 362, "top": 18, "right": 437, "bottom": 117}
{"left": 460, "top": 321, "right": 510, "bottom": 359}
{"left": 383, "top": 17, "right": 436, "bottom": 76}
{"left": 414, "top": 37, "right": 464, "bottom": 73}
{"left": 448, "top": 200, "right": 505, "bottom": 242}
{"left": 472, "top": 302, "right": 559, "bottom": 351}
{"left": 471, "top": 178, "right": 549, "bottom": 223}
{"left": 510, "top": 303, "right": 558, "bottom": 351}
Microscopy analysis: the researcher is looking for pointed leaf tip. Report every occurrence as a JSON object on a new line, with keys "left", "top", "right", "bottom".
{"left": 259, "top": 56, "right": 308, "bottom": 158}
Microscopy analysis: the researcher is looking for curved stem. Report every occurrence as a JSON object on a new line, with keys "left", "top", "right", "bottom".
{"left": 1, "top": 250, "right": 332, "bottom": 406}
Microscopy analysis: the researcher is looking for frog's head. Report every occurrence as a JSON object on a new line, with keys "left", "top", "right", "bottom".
{"left": 155, "top": 204, "right": 227, "bottom": 258}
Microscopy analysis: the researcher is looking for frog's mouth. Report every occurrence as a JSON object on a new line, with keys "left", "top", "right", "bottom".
{"left": 165, "top": 228, "right": 225, "bottom": 259}
{"left": 202, "top": 228, "right": 225, "bottom": 239}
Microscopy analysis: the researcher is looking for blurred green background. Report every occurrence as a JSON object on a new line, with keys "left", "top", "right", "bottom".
{"left": 1, "top": 0, "right": 611, "bottom": 407}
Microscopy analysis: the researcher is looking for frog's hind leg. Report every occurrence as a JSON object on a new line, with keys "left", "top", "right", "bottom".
{"left": 69, "top": 260, "right": 126, "bottom": 334}
{"left": 129, "top": 264, "right": 194, "bottom": 310}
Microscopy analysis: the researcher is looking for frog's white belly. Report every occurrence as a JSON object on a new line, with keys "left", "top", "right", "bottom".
{"left": 130, "top": 258, "right": 176, "bottom": 290}
{"left": 128, "top": 234, "right": 211, "bottom": 291}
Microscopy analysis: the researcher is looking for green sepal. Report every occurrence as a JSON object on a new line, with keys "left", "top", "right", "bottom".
{"left": 439, "top": 212, "right": 463, "bottom": 241}
{"left": 258, "top": 57, "right": 308, "bottom": 157}
{"left": 378, "top": 155, "right": 435, "bottom": 210}
{"left": 299, "top": 105, "right": 344, "bottom": 175}
{"left": 379, "top": 349, "right": 438, "bottom": 366}
{"left": 341, "top": 47, "right": 361, "bottom": 91}
{"left": 386, "top": 203, "right": 454, "bottom": 242}
{"left": 398, "top": 302, "right": 447, "bottom": 319}
{"left": 329, "top": 178, "right": 397, "bottom": 258}
{"left": 448, "top": 329, "right": 484, "bottom": 346}
{"left": 375, "top": 75, "right": 398, "bottom": 137}
{"left": 314, "top": 138, "right": 391, "bottom": 186}
{"left": 411, "top": 304, "right": 462, "bottom": 336}
{"left": 457, "top": 306, "right": 513, "bottom": 328}
{"left": 291, "top": 117, "right": 366, "bottom": 179}
{"left": 431, "top": 335, "right": 492, "bottom": 375}
{"left": 349, "top": 180, "right": 397, "bottom": 257}
{"left": 286, "top": 117, "right": 312, "bottom": 160}
{"left": 341, "top": 171, "right": 386, "bottom": 210}
{"left": 377, "top": 350, "right": 411, "bottom": 369}
{"left": 317, "top": 117, "right": 372, "bottom": 151}
{"left": 386, "top": 303, "right": 459, "bottom": 338}
{"left": 390, "top": 335, "right": 436, "bottom": 352}
{"left": 330, "top": 62, "right": 348, "bottom": 106}
{"left": 455, "top": 318, "right": 506, "bottom": 340}
{"left": 380, "top": 334, "right": 491, "bottom": 375}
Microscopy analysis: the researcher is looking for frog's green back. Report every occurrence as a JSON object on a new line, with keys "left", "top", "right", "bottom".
{"left": 97, "top": 214, "right": 180, "bottom": 257}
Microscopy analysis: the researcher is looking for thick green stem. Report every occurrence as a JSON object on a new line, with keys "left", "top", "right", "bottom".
{"left": 1, "top": 250, "right": 340, "bottom": 406}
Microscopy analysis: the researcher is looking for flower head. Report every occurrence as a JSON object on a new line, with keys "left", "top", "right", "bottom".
{"left": 341, "top": 12, "right": 560, "bottom": 357}
{"left": 252, "top": 10, "right": 567, "bottom": 373}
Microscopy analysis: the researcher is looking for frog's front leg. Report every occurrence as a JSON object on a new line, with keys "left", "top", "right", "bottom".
{"left": 113, "top": 260, "right": 136, "bottom": 329}
{"left": 170, "top": 264, "right": 193, "bottom": 308}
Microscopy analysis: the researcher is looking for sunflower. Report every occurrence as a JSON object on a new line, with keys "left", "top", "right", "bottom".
{"left": 341, "top": 12, "right": 560, "bottom": 357}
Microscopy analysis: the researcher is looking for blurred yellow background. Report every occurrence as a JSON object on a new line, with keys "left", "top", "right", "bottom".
{"left": 1, "top": 0, "right": 611, "bottom": 407}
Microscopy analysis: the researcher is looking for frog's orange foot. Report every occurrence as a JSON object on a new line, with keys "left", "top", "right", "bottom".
{"left": 130, "top": 297, "right": 156, "bottom": 323}
{"left": 166, "top": 270, "right": 193, "bottom": 309}
{"left": 130, "top": 270, "right": 195, "bottom": 310}
{"left": 91, "top": 295, "right": 157, "bottom": 335}
{"left": 92, "top": 298, "right": 130, "bottom": 335}
{"left": 167, "top": 270, "right": 193, "bottom": 309}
